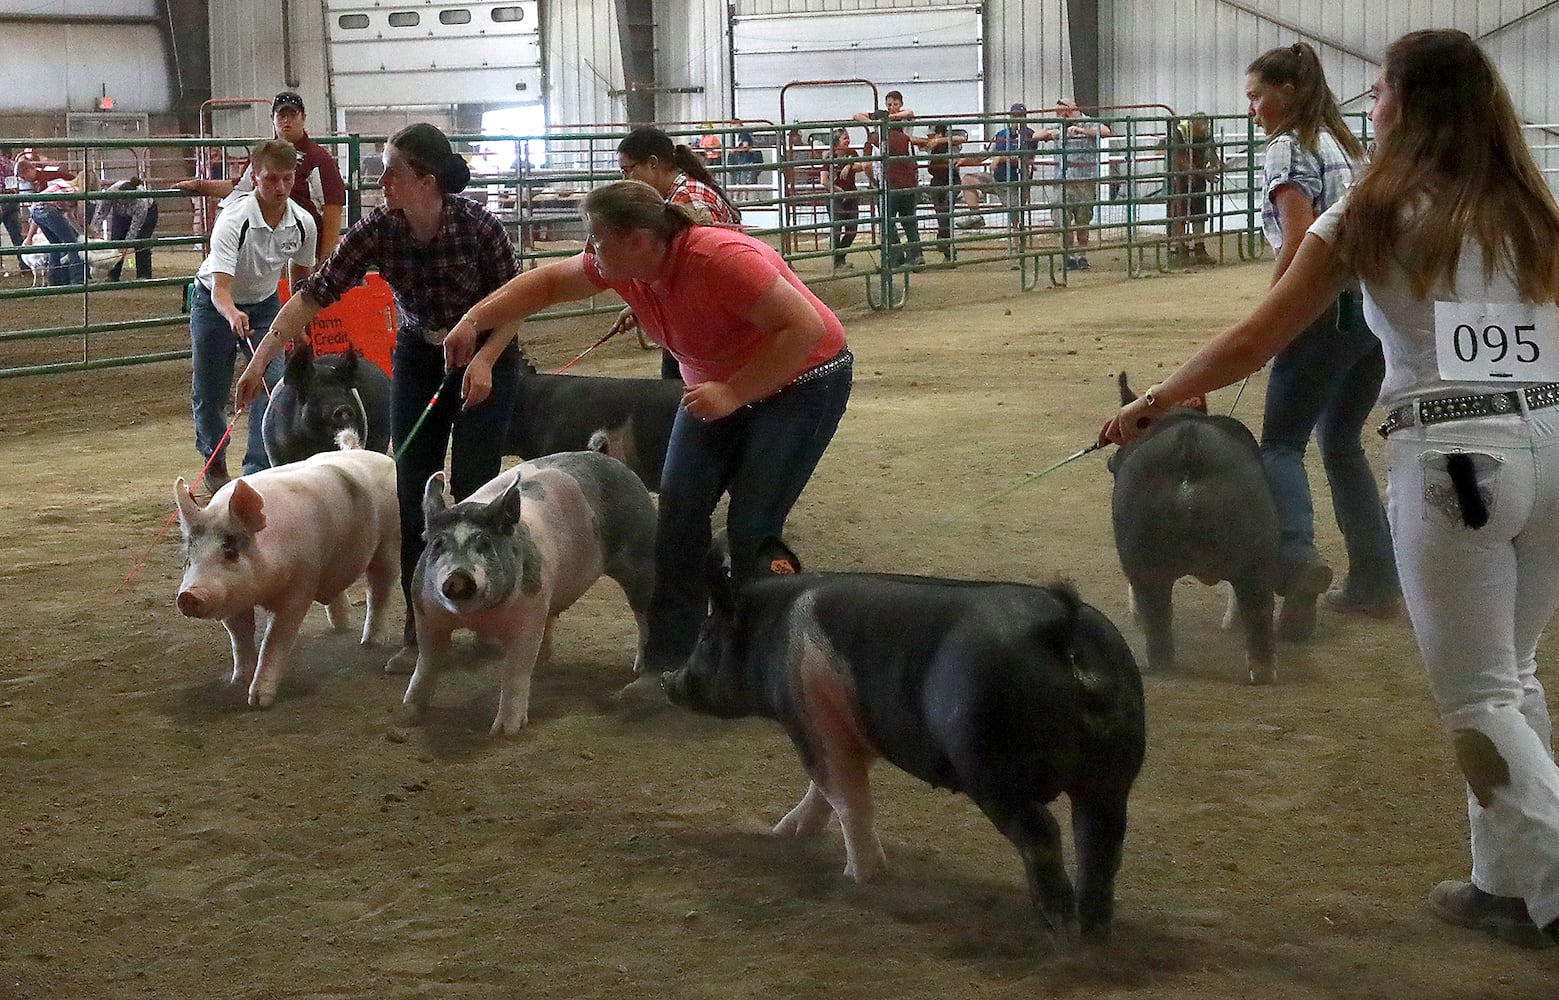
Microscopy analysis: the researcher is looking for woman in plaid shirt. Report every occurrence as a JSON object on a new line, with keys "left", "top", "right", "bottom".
{"left": 237, "top": 123, "right": 522, "bottom": 671}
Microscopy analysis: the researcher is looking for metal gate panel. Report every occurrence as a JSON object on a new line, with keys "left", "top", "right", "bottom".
{"left": 325, "top": 0, "right": 542, "bottom": 107}
{"left": 732, "top": 6, "right": 983, "bottom": 125}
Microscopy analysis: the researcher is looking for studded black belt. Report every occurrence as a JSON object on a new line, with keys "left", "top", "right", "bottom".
{"left": 1378, "top": 382, "right": 1559, "bottom": 437}
{"left": 787, "top": 348, "right": 853, "bottom": 389}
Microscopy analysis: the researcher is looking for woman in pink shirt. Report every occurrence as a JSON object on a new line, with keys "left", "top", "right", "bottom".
{"left": 451, "top": 179, "right": 851, "bottom": 708}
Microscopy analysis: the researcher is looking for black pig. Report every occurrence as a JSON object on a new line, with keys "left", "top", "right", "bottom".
{"left": 662, "top": 540, "right": 1146, "bottom": 941}
{"left": 505, "top": 348, "right": 682, "bottom": 491}
{"left": 262, "top": 343, "right": 391, "bottom": 464}
{"left": 1108, "top": 373, "right": 1280, "bottom": 682}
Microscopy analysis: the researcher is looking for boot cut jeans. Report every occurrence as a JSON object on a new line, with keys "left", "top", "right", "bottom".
{"left": 642, "top": 359, "right": 851, "bottom": 668}
{"left": 188, "top": 283, "right": 283, "bottom": 474}
{"left": 1386, "top": 406, "right": 1559, "bottom": 926}
{"left": 1260, "top": 292, "right": 1400, "bottom": 601}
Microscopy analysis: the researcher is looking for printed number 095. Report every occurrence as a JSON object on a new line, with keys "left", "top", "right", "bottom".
{"left": 1454, "top": 323, "right": 1540, "bottom": 365}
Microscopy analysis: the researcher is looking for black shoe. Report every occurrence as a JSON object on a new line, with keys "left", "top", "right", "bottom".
{"left": 1277, "top": 556, "right": 1334, "bottom": 641}
{"left": 200, "top": 458, "right": 232, "bottom": 498}
{"left": 1427, "top": 880, "right": 1558, "bottom": 950}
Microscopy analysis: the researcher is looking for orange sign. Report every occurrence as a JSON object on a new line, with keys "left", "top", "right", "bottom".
{"left": 278, "top": 273, "right": 397, "bottom": 379}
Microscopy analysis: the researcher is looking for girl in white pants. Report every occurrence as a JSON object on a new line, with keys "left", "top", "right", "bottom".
{"left": 1101, "top": 28, "right": 1559, "bottom": 949}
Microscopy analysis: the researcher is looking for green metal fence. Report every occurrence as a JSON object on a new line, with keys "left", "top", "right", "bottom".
{"left": 1, "top": 114, "right": 1300, "bottom": 379}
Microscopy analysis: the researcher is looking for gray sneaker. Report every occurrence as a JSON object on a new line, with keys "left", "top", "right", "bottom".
{"left": 1427, "top": 880, "right": 1557, "bottom": 950}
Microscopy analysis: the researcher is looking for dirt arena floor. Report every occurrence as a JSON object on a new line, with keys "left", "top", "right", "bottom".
{"left": 2, "top": 247, "right": 1555, "bottom": 998}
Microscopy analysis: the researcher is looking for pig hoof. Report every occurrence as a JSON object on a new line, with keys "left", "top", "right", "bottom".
{"left": 1247, "top": 661, "right": 1277, "bottom": 685}
{"left": 614, "top": 675, "right": 671, "bottom": 719}
{"left": 248, "top": 690, "right": 277, "bottom": 709}
{"left": 489, "top": 713, "right": 529, "bottom": 738}
{"left": 385, "top": 644, "right": 419, "bottom": 675}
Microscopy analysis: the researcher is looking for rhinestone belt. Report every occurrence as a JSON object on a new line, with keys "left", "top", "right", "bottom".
{"left": 1378, "top": 382, "right": 1559, "bottom": 438}
{"left": 786, "top": 348, "right": 853, "bottom": 390}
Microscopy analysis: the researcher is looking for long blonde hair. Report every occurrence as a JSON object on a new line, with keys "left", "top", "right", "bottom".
{"left": 1338, "top": 30, "right": 1559, "bottom": 301}
{"left": 1247, "top": 42, "right": 1365, "bottom": 160}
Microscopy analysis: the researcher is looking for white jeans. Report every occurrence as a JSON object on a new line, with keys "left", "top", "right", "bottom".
{"left": 1386, "top": 407, "right": 1559, "bottom": 926}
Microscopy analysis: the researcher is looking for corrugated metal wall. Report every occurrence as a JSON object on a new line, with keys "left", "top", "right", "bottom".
{"left": 2, "top": 0, "right": 171, "bottom": 114}
{"left": 196, "top": 1, "right": 1557, "bottom": 139}
{"left": 1100, "top": 0, "right": 1559, "bottom": 126}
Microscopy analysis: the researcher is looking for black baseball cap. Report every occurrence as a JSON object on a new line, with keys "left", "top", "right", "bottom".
{"left": 272, "top": 91, "right": 306, "bottom": 114}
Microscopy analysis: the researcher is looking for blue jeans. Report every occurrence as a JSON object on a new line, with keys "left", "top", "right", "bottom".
{"left": 882, "top": 189, "right": 923, "bottom": 265}
{"left": 1260, "top": 291, "right": 1399, "bottom": 602}
{"left": 643, "top": 356, "right": 852, "bottom": 667}
{"left": 392, "top": 329, "right": 521, "bottom": 639}
{"left": 29, "top": 204, "right": 84, "bottom": 286}
{"left": 1, "top": 205, "right": 25, "bottom": 271}
{"left": 189, "top": 283, "right": 283, "bottom": 475}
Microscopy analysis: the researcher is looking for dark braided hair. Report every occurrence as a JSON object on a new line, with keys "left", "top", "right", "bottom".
{"left": 618, "top": 126, "right": 739, "bottom": 217}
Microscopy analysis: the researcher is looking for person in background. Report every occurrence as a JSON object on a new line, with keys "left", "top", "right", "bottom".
{"left": 825, "top": 128, "right": 861, "bottom": 272}
{"left": 99, "top": 177, "right": 159, "bottom": 281}
{"left": 27, "top": 171, "right": 85, "bottom": 286}
{"left": 958, "top": 102, "right": 1039, "bottom": 255}
{"left": 1037, "top": 98, "right": 1112, "bottom": 271}
{"left": 728, "top": 130, "right": 763, "bottom": 185}
{"left": 188, "top": 139, "right": 317, "bottom": 494}
{"left": 854, "top": 89, "right": 923, "bottom": 270}
{"left": 449, "top": 179, "right": 851, "bottom": 713}
{"left": 1102, "top": 28, "right": 1559, "bottom": 950}
{"left": 233, "top": 124, "right": 521, "bottom": 674}
{"left": 613, "top": 126, "right": 743, "bottom": 379}
{"left": 1242, "top": 41, "right": 1400, "bottom": 637}
{"left": 0, "top": 145, "right": 29, "bottom": 277}
{"left": 1165, "top": 113, "right": 1222, "bottom": 266}
{"left": 175, "top": 90, "right": 346, "bottom": 263}
{"left": 915, "top": 123, "right": 961, "bottom": 262}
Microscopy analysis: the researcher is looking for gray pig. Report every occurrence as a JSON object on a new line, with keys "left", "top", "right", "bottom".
{"left": 400, "top": 451, "right": 657, "bottom": 736}
{"left": 1108, "top": 373, "right": 1280, "bottom": 683}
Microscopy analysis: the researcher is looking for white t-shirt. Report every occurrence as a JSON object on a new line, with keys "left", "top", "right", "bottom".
{"left": 1311, "top": 195, "right": 1536, "bottom": 405}
{"left": 196, "top": 191, "right": 316, "bottom": 305}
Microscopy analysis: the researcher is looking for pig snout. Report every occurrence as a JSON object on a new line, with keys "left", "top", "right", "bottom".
{"left": 177, "top": 588, "right": 210, "bottom": 618}
{"left": 441, "top": 571, "right": 478, "bottom": 602}
{"left": 331, "top": 404, "right": 357, "bottom": 428}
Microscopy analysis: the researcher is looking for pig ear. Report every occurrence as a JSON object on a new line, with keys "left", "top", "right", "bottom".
{"left": 339, "top": 346, "right": 360, "bottom": 380}
{"left": 228, "top": 480, "right": 267, "bottom": 533}
{"left": 1116, "top": 371, "right": 1137, "bottom": 405}
{"left": 754, "top": 536, "right": 801, "bottom": 575}
{"left": 422, "top": 472, "right": 449, "bottom": 522}
{"left": 284, "top": 340, "right": 313, "bottom": 387}
{"left": 492, "top": 481, "right": 523, "bottom": 530}
{"left": 173, "top": 476, "right": 202, "bottom": 521}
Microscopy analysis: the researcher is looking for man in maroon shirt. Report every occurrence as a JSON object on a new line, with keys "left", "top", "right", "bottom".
{"left": 854, "top": 90, "right": 924, "bottom": 270}
{"left": 175, "top": 91, "right": 347, "bottom": 262}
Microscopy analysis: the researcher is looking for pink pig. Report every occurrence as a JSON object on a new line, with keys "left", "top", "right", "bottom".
{"left": 174, "top": 449, "right": 400, "bottom": 707}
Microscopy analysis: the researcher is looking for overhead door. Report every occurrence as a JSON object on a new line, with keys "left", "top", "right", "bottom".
{"left": 326, "top": 0, "right": 542, "bottom": 108}
{"left": 732, "top": 6, "right": 984, "bottom": 127}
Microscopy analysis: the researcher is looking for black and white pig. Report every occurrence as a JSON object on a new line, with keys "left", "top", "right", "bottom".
{"left": 399, "top": 451, "right": 658, "bottom": 737}
{"left": 661, "top": 541, "right": 1146, "bottom": 941}
{"left": 262, "top": 343, "right": 392, "bottom": 465}
{"left": 505, "top": 347, "right": 682, "bottom": 491}
{"left": 1108, "top": 373, "right": 1280, "bottom": 683}
{"left": 174, "top": 448, "right": 400, "bottom": 707}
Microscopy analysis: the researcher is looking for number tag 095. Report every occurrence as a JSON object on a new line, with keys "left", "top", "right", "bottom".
{"left": 1434, "top": 301, "right": 1559, "bottom": 381}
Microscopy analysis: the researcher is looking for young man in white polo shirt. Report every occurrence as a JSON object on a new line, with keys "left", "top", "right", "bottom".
{"left": 189, "top": 139, "right": 318, "bottom": 494}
